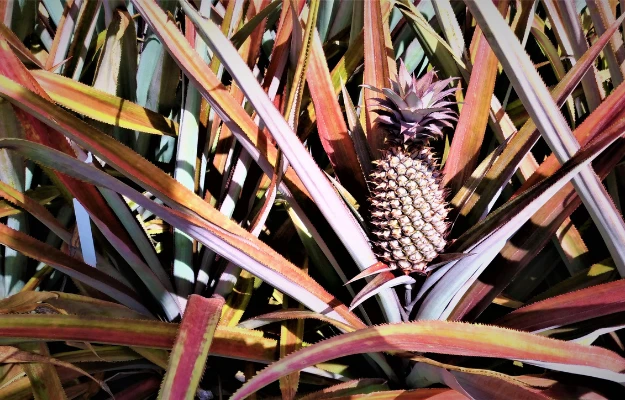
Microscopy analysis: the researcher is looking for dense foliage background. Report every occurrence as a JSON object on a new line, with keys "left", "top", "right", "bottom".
{"left": 1, "top": 0, "right": 625, "bottom": 398}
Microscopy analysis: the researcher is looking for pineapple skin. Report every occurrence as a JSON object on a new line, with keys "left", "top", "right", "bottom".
{"left": 370, "top": 146, "right": 448, "bottom": 274}
{"left": 366, "top": 63, "right": 456, "bottom": 274}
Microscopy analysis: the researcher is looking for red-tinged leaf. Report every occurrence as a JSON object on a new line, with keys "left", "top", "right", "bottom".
{"left": 232, "top": 321, "right": 625, "bottom": 399}
{"left": 529, "top": 260, "right": 617, "bottom": 303}
{"left": 129, "top": 0, "right": 309, "bottom": 202}
{"left": 300, "top": 1, "right": 391, "bottom": 141}
{"left": 450, "top": 143, "right": 625, "bottom": 322}
{"left": 307, "top": 30, "right": 368, "bottom": 203}
{"left": 340, "top": 79, "right": 372, "bottom": 177}
{"left": 0, "top": 31, "right": 165, "bottom": 309}
{"left": 443, "top": 1, "right": 506, "bottom": 194}
{"left": 53, "top": 346, "right": 142, "bottom": 364}
{"left": 0, "top": 23, "right": 43, "bottom": 68}
{"left": 45, "top": 292, "right": 152, "bottom": 320}
{"left": 31, "top": 69, "right": 178, "bottom": 136}
{"left": 0, "top": 82, "right": 367, "bottom": 329}
{"left": 449, "top": 95, "right": 625, "bottom": 321}
{"left": 0, "top": 291, "right": 58, "bottom": 313}
{"left": 0, "top": 32, "right": 130, "bottom": 249}
{"left": 0, "top": 179, "right": 71, "bottom": 243}
{"left": 0, "top": 314, "right": 276, "bottom": 362}
{"left": 279, "top": 297, "right": 305, "bottom": 400}
{"left": 517, "top": 374, "right": 617, "bottom": 399}
{"left": 516, "top": 83, "right": 625, "bottom": 195}
{"left": 363, "top": 0, "right": 393, "bottom": 159}
{"left": 411, "top": 361, "right": 550, "bottom": 400}
{"left": 0, "top": 222, "right": 148, "bottom": 315}
{"left": 457, "top": 12, "right": 625, "bottom": 225}
{"left": 345, "top": 262, "right": 393, "bottom": 285}
{"left": 114, "top": 376, "right": 161, "bottom": 400}
{"left": 0, "top": 344, "right": 110, "bottom": 396}
{"left": 239, "top": 310, "right": 356, "bottom": 333}
{"left": 21, "top": 342, "right": 68, "bottom": 400}
{"left": 0, "top": 4, "right": 6, "bottom": 24}
{"left": 495, "top": 279, "right": 625, "bottom": 332}
{"left": 350, "top": 272, "right": 415, "bottom": 310}
{"left": 262, "top": 0, "right": 305, "bottom": 101}
{"left": 323, "top": 389, "right": 465, "bottom": 400}
{"left": 299, "top": 379, "right": 388, "bottom": 400}
{"left": 449, "top": 369, "right": 550, "bottom": 400}
{"left": 159, "top": 295, "right": 224, "bottom": 400}
{"left": 0, "top": 186, "right": 59, "bottom": 219}
{"left": 409, "top": 355, "right": 552, "bottom": 399}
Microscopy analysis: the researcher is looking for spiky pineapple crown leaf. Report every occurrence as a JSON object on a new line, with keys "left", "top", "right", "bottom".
{"left": 364, "top": 61, "right": 458, "bottom": 146}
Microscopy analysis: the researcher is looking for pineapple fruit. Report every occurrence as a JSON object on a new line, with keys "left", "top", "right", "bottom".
{"left": 366, "top": 63, "right": 457, "bottom": 274}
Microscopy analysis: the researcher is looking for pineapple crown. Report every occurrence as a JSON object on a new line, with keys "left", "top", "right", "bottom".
{"left": 364, "top": 61, "right": 458, "bottom": 145}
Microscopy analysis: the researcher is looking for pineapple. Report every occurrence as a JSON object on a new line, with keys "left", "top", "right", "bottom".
{"left": 366, "top": 63, "right": 457, "bottom": 274}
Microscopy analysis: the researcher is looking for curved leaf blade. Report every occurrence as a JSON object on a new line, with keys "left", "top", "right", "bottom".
{"left": 0, "top": 130, "right": 364, "bottom": 329}
{"left": 232, "top": 321, "right": 625, "bottom": 399}
{"left": 496, "top": 279, "right": 625, "bottom": 332}
{"left": 465, "top": 0, "right": 625, "bottom": 275}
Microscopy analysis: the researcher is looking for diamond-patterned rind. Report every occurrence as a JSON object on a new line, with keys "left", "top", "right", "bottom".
{"left": 370, "top": 147, "right": 449, "bottom": 273}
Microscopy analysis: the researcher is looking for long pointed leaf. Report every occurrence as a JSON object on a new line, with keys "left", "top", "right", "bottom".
{"left": 0, "top": 130, "right": 364, "bottom": 329}
{"left": 158, "top": 295, "right": 224, "bottom": 399}
{"left": 32, "top": 69, "right": 178, "bottom": 136}
{"left": 307, "top": 29, "right": 368, "bottom": 204}
{"left": 465, "top": 0, "right": 625, "bottom": 275}
{"left": 443, "top": 1, "right": 504, "bottom": 194}
{"left": 417, "top": 84, "right": 625, "bottom": 320}
{"left": 0, "top": 222, "right": 147, "bottom": 315}
{"left": 168, "top": 0, "right": 400, "bottom": 322}
{"left": 0, "top": 314, "right": 276, "bottom": 362}
{"left": 232, "top": 321, "right": 625, "bottom": 399}
{"left": 496, "top": 279, "right": 625, "bottom": 332}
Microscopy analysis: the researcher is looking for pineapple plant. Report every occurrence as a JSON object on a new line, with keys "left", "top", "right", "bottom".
{"left": 366, "top": 62, "right": 458, "bottom": 274}
{"left": 3, "top": 0, "right": 625, "bottom": 398}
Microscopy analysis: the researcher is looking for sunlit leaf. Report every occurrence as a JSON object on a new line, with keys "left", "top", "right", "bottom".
{"left": 32, "top": 69, "right": 178, "bottom": 136}
{"left": 158, "top": 295, "right": 224, "bottom": 400}
{"left": 232, "top": 321, "right": 625, "bottom": 398}
{"left": 0, "top": 313, "right": 276, "bottom": 362}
